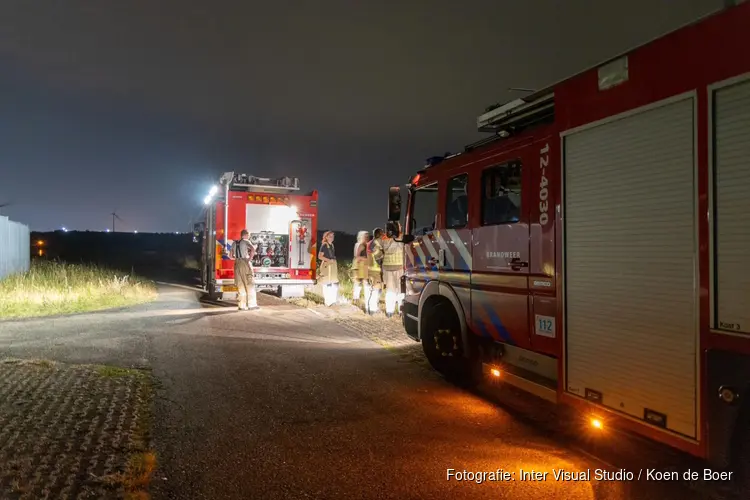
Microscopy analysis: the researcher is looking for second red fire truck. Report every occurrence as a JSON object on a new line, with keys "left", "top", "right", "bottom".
{"left": 388, "top": 1, "right": 750, "bottom": 482}
{"left": 196, "top": 172, "right": 318, "bottom": 301}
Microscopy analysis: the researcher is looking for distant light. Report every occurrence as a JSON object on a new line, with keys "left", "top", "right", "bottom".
{"left": 209, "top": 185, "right": 219, "bottom": 196}
{"left": 203, "top": 195, "right": 211, "bottom": 205}
{"left": 106, "top": 229, "right": 110, "bottom": 232}
{"left": 490, "top": 368, "right": 501, "bottom": 378}
{"left": 61, "top": 226, "right": 67, "bottom": 232}
{"left": 37, "top": 240, "right": 44, "bottom": 246}
{"left": 134, "top": 230, "right": 138, "bottom": 234}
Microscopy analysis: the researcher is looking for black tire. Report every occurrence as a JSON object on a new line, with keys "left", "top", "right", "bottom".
{"left": 421, "top": 303, "right": 480, "bottom": 387}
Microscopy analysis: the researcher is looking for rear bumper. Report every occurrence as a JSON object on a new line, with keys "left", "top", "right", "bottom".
{"left": 215, "top": 279, "right": 315, "bottom": 287}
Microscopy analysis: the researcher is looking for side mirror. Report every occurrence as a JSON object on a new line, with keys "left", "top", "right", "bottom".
{"left": 387, "top": 186, "right": 401, "bottom": 222}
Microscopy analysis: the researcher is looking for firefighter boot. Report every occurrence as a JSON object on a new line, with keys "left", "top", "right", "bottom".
{"left": 396, "top": 293, "right": 405, "bottom": 315}
{"left": 385, "top": 290, "right": 397, "bottom": 318}
{"left": 323, "top": 284, "right": 338, "bottom": 306}
{"left": 367, "top": 288, "right": 380, "bottom": 315}
{"left": 362, "top": 282, "right": 372, "bottom": 310}
{"left": 247, "top": 288, "right": 259, "bottom": 310}
{"left": 237, "top": 290, "right": 248, "bottom": 311}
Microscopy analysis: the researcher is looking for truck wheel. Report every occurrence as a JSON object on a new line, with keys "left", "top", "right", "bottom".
{"left": 421, "top": 302, "right": 480, "bottom": 387}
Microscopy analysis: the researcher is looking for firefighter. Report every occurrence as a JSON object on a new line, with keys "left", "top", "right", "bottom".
{"left": 350, "top": 231, "right": 369, "bottom": 303}
{"left": 366, "top": 227, "right": 384, "bottom": 315}
{"left": 318, "top": 231, "right": 339, "bottom": 306}
{"left": 233, "top": 229, "right": 259, "bottom": 310}
{"left": 381, "top": 221, "right": 404, "bottom": 318}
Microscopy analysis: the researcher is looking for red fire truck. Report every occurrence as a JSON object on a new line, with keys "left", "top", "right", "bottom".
{"left": 387, "top": 1, "right": 750, "bottom": 478}
{"left": 196, "top": 172, "right": 318, "bottom": 300}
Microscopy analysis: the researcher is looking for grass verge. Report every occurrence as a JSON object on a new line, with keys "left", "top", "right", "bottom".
{"left": 0, "top": 260, "right": 158, "bottom": 319}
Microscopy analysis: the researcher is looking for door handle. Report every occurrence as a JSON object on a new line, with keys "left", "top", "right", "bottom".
{"left": 510, "top": 259, "right": 528, "bottom": 270}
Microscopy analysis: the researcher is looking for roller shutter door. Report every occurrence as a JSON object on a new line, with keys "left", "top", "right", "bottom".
{"left": 714, "top": 80, "right": 750, "bottom": 335}
{"left": 564, "top": 97, "right": 697, "bottom": 438}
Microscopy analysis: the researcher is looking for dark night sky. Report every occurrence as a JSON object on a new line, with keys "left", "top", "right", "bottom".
{"left": 0, "top": 0, "right": 722, "bottom": 234}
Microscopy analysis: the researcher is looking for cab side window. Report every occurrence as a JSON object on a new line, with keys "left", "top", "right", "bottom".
{"left": 481, "top": 161, "right": 522, "bottom": 225}
{"left": 411, "top": 183, "right": 438, "bottom": 236}
{"left": 445, "top": 174, "right": 469, "bottom": 229}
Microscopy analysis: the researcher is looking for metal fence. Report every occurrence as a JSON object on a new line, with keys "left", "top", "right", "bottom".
{"left": 0, "top": 216, "right": 30, "bottom": 280}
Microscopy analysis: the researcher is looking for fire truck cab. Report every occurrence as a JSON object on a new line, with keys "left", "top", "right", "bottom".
{"left": 196, "top": 172, "right": 318, "bottom": 301}
{"left": 389, "top": 2, "right": 750, "bottom": 479}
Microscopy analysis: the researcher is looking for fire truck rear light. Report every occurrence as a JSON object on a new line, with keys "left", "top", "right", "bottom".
{"left": 590, "top": 417, "right": 604, "bottom": 430}
{"left": 412, "top": 174, "right": 420, "bottom": 185}
{"left": 490, "top": 368, "right": 501, "bottom": 378}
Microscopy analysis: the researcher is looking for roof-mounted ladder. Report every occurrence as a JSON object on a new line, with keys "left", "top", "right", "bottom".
{"left": 477, "top": 89, "right": 555, "bottom": 133}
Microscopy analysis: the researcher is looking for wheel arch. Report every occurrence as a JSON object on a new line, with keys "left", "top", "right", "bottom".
{"left": 418, "top": 280, "right": 470, "bottom": 358}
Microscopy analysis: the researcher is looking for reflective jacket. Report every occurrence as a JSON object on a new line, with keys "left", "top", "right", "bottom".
{"left": 381, "top": 238, "right": 404, "bottom": 270}
{"left": 367, "top": 239, "right": 383, "bottom": 272}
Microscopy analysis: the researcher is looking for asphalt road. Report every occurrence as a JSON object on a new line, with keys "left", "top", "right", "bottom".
{"left": 0, "top": 285, "right": 728, "bottom": 499}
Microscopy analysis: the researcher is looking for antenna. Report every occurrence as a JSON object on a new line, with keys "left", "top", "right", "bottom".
{"left": 508, "top": 87, "right": 537, "bottom": 93}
